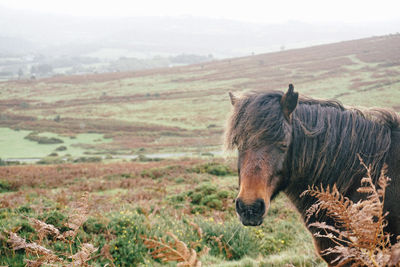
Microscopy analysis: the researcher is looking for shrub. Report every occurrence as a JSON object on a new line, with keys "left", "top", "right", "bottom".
{"left": 191, "top": 162, "right": 234, "bottom": 176}
{"left": 171, "top": 183, "right": 234, "bottom": 213}
{"left": 140, "top": 167, "right": 169, "bottom": 179}
{"left": 17, "top": 205, "right": 33, "bottom": 214}
{"left": 190, "top": 192, "right": 203, "bottom": 204}
{"left": 200, "top": 194, "right": 223, "bottom": 209}
{"left": 217, "top": 190, "right": 232, "bottom": 199}
{"left": 73, "top": 157, "right": 102, "bottom": 163}
{"left": 108, "top": 211, "right": 149, "bottom": 266}
{"left": 0, "top": 158, "right": 20, "bottom": 166}
{"left": 134, "top": 154, "right": 163, "bottom": 162}
{"left": 55, "top": 146, "right": 67, "bottom": 151}
{"left": 197, "top": 218, "right": 261, "bottom": 260}
{"left": 83, "top": 217, "right": 107, "bottom": 234}
{"left": 192, "top": 183, "right": 218, "bottom": 195}
{"left": 37, "top": 157, "right": 65, "bottom": 165}
{"left": 0, "top": 180, "right": 12, "bottom": 193}
{"left": 24, "top": 132, "right": 64, "bottom": 144}
{"left": 175, "top": 177, "right": 185, "bottom": 184}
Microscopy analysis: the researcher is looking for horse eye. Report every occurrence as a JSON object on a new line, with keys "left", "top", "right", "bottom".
{"left": 278, "top": 143, "right": 288, "bottom": 152}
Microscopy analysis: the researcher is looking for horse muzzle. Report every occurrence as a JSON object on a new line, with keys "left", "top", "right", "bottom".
{"left": 235, "top": 198, "right": 266, "bottom": 226}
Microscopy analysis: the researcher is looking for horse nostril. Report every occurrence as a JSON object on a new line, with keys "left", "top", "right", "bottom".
{"left": 254, "top": 199, "right": 265, "bottom": 216}
{"left": 236, "top": 198, "right": 265, "bottom": 217}
{"left": 235, "top": 198, "right": 244, "bottom": 213}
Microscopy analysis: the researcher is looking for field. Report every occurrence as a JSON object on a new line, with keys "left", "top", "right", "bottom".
{"left": 0, "top": 34, "right": 400, "bottom": 266}
{"left": 0, "top": 159, "right": 323, "bottom": 266}
{"left": 1, "top": 35, "right": 400, "bottom": 157}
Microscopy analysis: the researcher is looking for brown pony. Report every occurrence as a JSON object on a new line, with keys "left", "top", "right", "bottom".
{"left": 225, "top": 84, "right": 400, "bottom": 264}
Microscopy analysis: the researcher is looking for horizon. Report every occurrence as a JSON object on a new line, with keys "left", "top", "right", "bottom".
{"left": 1, "top": 0, "right": 400, "bottom": 24}
{"left": 1, "top": 1, "right": 399, "bottom": 81}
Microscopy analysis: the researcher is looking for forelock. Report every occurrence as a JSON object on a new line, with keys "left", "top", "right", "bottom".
{"left": 224, "top": 91, "right": 286, "bottom": 151}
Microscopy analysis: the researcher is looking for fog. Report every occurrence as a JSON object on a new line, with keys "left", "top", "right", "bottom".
{"left": 0, "top": 3, "right": 399, "bottom": 80}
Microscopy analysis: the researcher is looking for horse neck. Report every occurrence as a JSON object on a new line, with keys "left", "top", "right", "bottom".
{"left": 283, "top": 106, "right": 392, "bottom": 216}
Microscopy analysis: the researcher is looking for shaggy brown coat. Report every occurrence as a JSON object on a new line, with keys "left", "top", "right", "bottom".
{"left": 225, "top": 90, "right": 400, "bottom": 264}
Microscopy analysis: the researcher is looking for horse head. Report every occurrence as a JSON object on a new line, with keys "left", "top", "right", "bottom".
{"left": 227, "top": 84, "right": 298, "bottom": 226}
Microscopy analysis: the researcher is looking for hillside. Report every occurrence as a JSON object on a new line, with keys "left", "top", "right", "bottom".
{"left": 0, "top": 34, "right": 400, "bottom": 158}
{"left": 1, "top": 34, "right": 400, "bottom": 267}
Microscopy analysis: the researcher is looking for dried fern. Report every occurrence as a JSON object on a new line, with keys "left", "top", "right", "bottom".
{"left": 28, "top": 218, "right": 62, "bottom": 243}
{"left": 100, "top": 243, "right": 116, "bottom": 267}
{"left": 187, "top": 221, "right": 211, "bottom": 258}
{"left": 7, "top": 231, "right": 63, "bottom": 266}
{"left": 63, "top": 192, "right": 89, "bottom": 239}
{"left": 67, "top": 243, "right": 98, "bottom": 267}
{"left": 189, "top": 222, "right": 203, "bottom": 240}
{"left": 210, "top": 234, "right": 233, "bottom": 259}
{"left": 142, "top": 232, "right": 201, "bottom": 267}
{"left": 6, "top": 192, "right": 99, "bottom": 267}
{"left": 302, "top": 163, "right": 400, "bottom": 267}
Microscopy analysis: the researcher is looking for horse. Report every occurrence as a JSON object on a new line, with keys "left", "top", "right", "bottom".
{"left": 224, "top": 84, "right": 400, "bottom": 265}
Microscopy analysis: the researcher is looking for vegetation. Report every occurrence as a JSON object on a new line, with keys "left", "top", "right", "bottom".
{"left": 0, "top": 35, "right": 399, "bottom": 158}
{"left": 25, "top": 132, "right": 64, "bottom": 144}
{"left": 302, "top": 162, "right": 400, "bottom": 266}
{"left": 0, "top": 159, "right": 323, "bottom": 266}
{"left": 0, "top": 128, "right": 112, "bottom": 159}
{"left": 0, "top": 35, "right": 399, "bottom": 266}
{"left": 5, "top": 193, "right": 96, "bottom": 267}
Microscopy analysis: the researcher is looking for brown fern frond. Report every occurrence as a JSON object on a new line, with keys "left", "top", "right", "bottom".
{"left": 100, "top": 243, "right": 116, "bottom": 267}
{"left": 389, "top": 242, "right": 400, "bottom": 266}
{"left": 28, "top": 218, "right": 61, "bottom": 243}
{"left": 198, "top": 246, "right": 210, "bottom": 257}
{"left": 24, "top": 259, "right": 44, "bottom": 267}
{"left": 63, "top": 192, "right": 89, "bottom": 239}
{"left": 210, "top": 234, "right": 233, "bottom": 259}
{"left": 303, "top": 184, "right": 354, "bottom": 229}
{"left": 7, "top": 232, "right": 62, "bottom": 264}
{"left": 189, "top": 222, "right": 203, "bottom": 239}
{"left": 188, "top": 221, "right": 204, "bottom": 250}
{"left": 66, "top": 243, "right": 98, "bottom": 267}
{"left": 211, "top": 234, "right": 224, "bottom": 254}
{"left": 142, "top": 232, "right": 201, "bottom": 267}
{"left": 303, "top": 163, "right": 400, "bottom": 267}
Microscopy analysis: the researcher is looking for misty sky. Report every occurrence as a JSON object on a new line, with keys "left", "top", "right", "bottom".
{"left": 1, "top": 0, "right": 399, "bottom": 23}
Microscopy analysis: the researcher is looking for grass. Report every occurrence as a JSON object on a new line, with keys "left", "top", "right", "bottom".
{"left": 0, "top": 35, "right": 399, "bottom": 265}
{"left": 0, "top": 159, "right": 324, "bottom": 266}
{"left": 0, "top": 35, "right": 398, "bottom": 157}
{"left": 0, "top": 127, "right": 112, "bottom": 158}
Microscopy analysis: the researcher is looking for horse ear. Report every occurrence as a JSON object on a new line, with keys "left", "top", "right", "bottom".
{"left": 229, "top": 92, "right": 238, "bottom": 106}
{"left": 280, "top": 84, "right": 298, "bottom": 121}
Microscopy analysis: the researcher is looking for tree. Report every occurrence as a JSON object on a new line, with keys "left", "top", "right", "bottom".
{"left": 18, "top": 68, "right": 24, "bottom": 79}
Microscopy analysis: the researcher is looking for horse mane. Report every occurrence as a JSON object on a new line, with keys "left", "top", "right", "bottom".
{"left": 224, "top": 91, "right": 287, "bottom": 151}
{"left": 225, "top": 90, "right": 400, "bottom": 193}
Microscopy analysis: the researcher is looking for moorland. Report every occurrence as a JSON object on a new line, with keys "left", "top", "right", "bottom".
{"left": 0, "top": 34, "right": 399, "bottom": 266}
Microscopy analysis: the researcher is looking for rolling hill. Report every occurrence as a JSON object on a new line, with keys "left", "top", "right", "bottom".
{"left": 1, "top": 33, "right": 400, "bottom": 267}
{"left": 0, "top": 34, "right": 399, "bottom": 158}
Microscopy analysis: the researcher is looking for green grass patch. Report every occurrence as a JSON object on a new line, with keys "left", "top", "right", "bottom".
{"left": 0, "top": 127, "right": 112, "bottom": 158}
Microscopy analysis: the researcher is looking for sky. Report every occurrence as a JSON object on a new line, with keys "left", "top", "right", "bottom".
{"left": 1, "top": 0, "right": 399, "bottom": 24}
